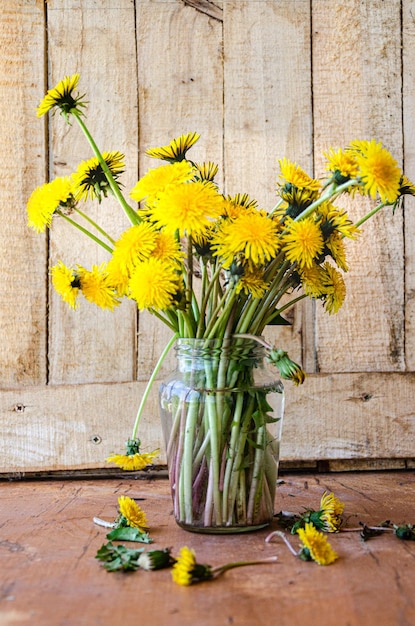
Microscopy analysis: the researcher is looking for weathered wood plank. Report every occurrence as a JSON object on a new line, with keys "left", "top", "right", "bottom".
{"left": 0, "top": 1, "right": 47, "bottom": 387}
{"left": 46, "top": 0, "right": 139, "bottom": 384}
{"left": 223, "top": 0, "right": 313, "bottom": 368}
{"left": 312, "top": 0, "right": 404, "bottom": 373}
{"left": 403, "top": 0, "right": 415, "bottom": 370}
{"left": 135, "top": 0, "right": 224, "bottom": 381}
{"left": 1, "top": 372, "right": 414, "bottom": 473}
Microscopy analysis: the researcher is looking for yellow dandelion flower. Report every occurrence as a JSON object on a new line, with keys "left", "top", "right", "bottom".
{"left": 118, "top": 496, "right": 149, "bottom": 531}
{"left": 105, "top": 258, "right": 130, "bottom": 297}
{"left": 352, "top": 139, "right": 402, "bottom": 203}
{"left": 145, "top": 132, "right": 200, "bottom": 162}
{"left": 152, "top": 231, "right": 184, "bottom": 263}
{"left": 297, "top": 522, "right": 338, "bottom": 565}
{"left": 78, "top": 263, "right": 120, "bottom": 310}
{"left": 318, "top": 202, "right": 359, "bottom": 240}
{"left": 72, "top": 151, "right": 125, "bottom": 202}
{"left": 130, "top": 161, "right": 195, "bottom": 203}
{"left": 318, "top": 491, "right": 345, "bottom": 532}
{"left": 282, "top": 217, "right": 324, "bottom": 269}
{"left": 50, "top": 261, "right": 80, "bottom": 310}
{"left": 300, "top": 264, "right": 326, "bottom": 298}
{"left": 27, "top": 176, "right": 74, "bottom": 233}
{"left": 212, "top": 211, "right": 279, "bottom": 267}
{"left": 150, "top": 181, "right": 224, "bottom": 239}
{"left": 194, "top": 161, "right": 219, "bottom": 183}
{"left": 36, "top": 73, "right": 86, "bottom": 119}
{"left": 128, "top": 258, "right": 181, "bottom": 310}
{"left": 324, "top": 146, "right": 359, "bottom": 183}
{"left": 235, "top": 267, "right": 269, "bottom": 299}
{"left": 399, "top": 174, "right": 415, "bottom": 197}
{"left": 171, "top": 546, "right": 196, "bottom": 586}
{"left": 320, "top": 262, "right": 346, "bottom": 314}
{"left": 221, "top": 195, "right": 257, "bottom": 220}
{"left": 107, "top": 450, "right": 159, "bottom": 471}
{"left": 227, "top": 193, "right": 259, "bottom": 211}
{"left": 325, "top": 233, "right": 348, "bottom": 272}
{"left": 278, "top": 158, "right": 321, "bottom": 192}
{"left": 108, "top": 222, "right": 159, "bottom": 286}
{"left": 171, "top": 547, "right": 213, "bottom": 586}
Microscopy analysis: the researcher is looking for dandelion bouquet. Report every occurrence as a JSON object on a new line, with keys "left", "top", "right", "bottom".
{"left": 28, "top": 74, "right": 415, "bottom": 531}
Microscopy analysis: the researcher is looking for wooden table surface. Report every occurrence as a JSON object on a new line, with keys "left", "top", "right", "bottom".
{"left": 1, "top": 471, "right": 415, "bottom": 626}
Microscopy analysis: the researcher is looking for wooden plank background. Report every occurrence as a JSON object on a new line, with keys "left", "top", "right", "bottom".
{"left": 1, "top": 0, "right": 414, "bottom": 474}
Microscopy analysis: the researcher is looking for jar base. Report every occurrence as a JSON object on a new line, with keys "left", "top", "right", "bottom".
{"left": 175, "top": 520, "right": 271, "bottom": 534}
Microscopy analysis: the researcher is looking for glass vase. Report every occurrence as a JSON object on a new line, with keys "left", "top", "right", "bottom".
{"left": 158, "top": 337, "right": 284, "bottom": 533}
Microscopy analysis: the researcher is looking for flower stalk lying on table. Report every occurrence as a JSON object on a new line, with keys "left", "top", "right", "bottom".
{"left": 29, "top": 74, "right": 415, "bottom": 528}
{"left": 171, "top": 546, "right": 278, "bottom": 585}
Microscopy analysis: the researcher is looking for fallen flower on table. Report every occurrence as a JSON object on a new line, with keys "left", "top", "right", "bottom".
{"left": 265, "top": 522, "right": 339, "bottom": 565}
{"left": 93, "top": 495, "right": 153, "bottom": 543}
{"left": 117, "top": 495, "right": 149, "bottom": 531}
{"left": 275, "top": 490, "right": 345, "bottom": 534}
{"left": 171, "top": 546, "right": 278, "bottom": 586}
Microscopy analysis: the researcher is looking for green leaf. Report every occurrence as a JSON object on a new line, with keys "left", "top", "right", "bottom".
{"left": 106, "top": 526, "right": 153, "bottom": 543}
{"left": 95, "top": 541, "right": 145, "bottom": 572}
{"left": 266, "top": 313, "right": 291, "bottom": 326}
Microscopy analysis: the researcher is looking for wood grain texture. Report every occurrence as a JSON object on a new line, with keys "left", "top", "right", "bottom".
{"left": 403, "top": 0, "right": 415, "bottom": 370}
{"left": 0, "top": 1, "right": 48, "bottom": 387}
{"left": 312, "top": 0, "right": 405, "bottom": 373}
{"left": 223, "top": 0, "right": 313, "bottom": 367}
{"left": 0, "top": 0, "right": 413, "bottom": 472}
{"left": 1, "top": 372, "right": 414, "bottom": 474}
{"left": 1, "top": 472, "right": 414, "bottom": 626}
{"left": 135, "top": 0, "right": 224, "bottom": 381}
{"left": 47, "top": 0, "right": 139, "bottom": 384}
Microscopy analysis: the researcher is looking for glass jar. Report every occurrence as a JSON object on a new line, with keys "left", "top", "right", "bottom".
{"left": 159, "top": 337, "right": 284, "bottom": 533}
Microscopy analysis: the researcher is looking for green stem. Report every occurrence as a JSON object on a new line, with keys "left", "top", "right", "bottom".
{"left": 204, "top": 288, "right": 238, "bottom": 340}
{"left": 131, "top": 332, "right": 178, "bottom": 440}
{"left": 56, "top": 211, "right": 113, "bottom": 253}
{"left": 182, "top": 394, "right": 202, "bottom": 524}
{"left": 196, "top": 262, "right": 222, "bottom": 338}
{"left": 72, "top": 111, "right": 140, "bottom": 226}
{"left": 73, "top": 206, "right": 115, "bottom": 244}
{"left": 293, "top": 179, "right": 358, "bottom": 222}
{"left": 212, "top": 556, "right": 278, "bottom": 578}
{"left": 355, "top": 202, "right": 387, "bottom": 228}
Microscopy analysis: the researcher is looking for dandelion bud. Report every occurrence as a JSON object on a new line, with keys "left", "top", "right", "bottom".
{"left": 138, "top": 548, "right": 175, "bottom": 570}
{"left": 267, "top": 349, "right": 305, "bottom": 385}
